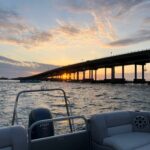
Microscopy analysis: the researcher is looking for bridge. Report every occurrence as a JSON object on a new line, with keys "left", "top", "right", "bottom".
{"left": 20, "top": 50, "right": 150, "bottom": 83}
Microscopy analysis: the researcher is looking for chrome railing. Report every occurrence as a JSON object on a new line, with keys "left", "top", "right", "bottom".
{"left": 12, "top": 89, "right": 73, "bottom": 132}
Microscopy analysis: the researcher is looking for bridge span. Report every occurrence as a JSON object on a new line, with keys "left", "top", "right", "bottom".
{"left": 20, "top": 50, "right": 150, "bottom": 83}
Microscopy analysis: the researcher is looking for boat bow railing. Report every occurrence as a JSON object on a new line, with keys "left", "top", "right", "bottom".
{"left": 12, "top": 89, "right": 73, "bottom": 132}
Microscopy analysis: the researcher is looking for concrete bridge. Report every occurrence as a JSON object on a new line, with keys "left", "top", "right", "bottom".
{"left": 20, "top": 50, "right": 150, "bottom": 83}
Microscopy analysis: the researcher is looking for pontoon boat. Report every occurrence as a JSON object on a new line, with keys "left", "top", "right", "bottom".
{"left": 0, "top": 89, "right": 150, "bottom": 150}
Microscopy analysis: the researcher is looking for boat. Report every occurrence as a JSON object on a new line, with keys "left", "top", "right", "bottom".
{"left": 0, "top": 88, "right": 150, "bottom": 150}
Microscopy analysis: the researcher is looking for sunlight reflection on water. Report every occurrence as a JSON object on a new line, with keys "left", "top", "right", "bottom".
{"left": 0, "top": 80, "right": 150, "bottom": 128}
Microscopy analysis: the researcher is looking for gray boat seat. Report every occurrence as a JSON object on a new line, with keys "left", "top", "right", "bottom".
{"left": 90, "top": 111, "right": 150, "bottom": 150}
{"left": 0, "top": 126, "right": 28, "bottom": 150}
{"left": 104, "top": 132, "right": 150, "bottom": 150}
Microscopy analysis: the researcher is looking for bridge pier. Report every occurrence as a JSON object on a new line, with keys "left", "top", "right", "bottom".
{"left": 77, "top": 71, "right": 79, "bottom": 81}
{"left": 95, "top": 69, "right": 97, "bottom": 81}
{"left": 134, "top": 64, "right": 145, "bottom": 83}
{"left": 122, "top": 65, "right": 125, "bottom": 79}
{"left": 73, "top": 72, "right": 76, "bottom": 80}
{"left": 91, "top": 70, "right": 93, "bottom": 79}
{"left": 111, "top": 66, "right": 115, "bottom": 80}
{"left": 89, "top": 70, "right": 93, "bottom": 80}
{"left": 91, "top": 70, "right": 93, "bottom": 80}
{"left": 83, "top": 71, "right": 85, "bottom": 80}
{"left": 134, "top": 64, "right": 137, "bottom": 80}
{"left": 142, "top": 64, "right": 145, "bottom": 80}
{"left": 108, "top": 66, "right": 126, "bottom": 83}
{"left": 105, "top": 68, "right": 107, "bottom": 80}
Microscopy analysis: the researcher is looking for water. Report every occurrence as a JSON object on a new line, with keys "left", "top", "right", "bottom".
{"left": 0, "top": 80, "right": 150, "bottom": 128}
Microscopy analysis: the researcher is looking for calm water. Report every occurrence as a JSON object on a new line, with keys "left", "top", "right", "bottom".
{"left": 0, "top": 80, "right": 150, "bottom": 128}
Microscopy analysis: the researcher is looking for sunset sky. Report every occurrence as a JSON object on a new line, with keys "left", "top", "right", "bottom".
{"left": 0, "top": 0, "right": 150, "bottom": 66}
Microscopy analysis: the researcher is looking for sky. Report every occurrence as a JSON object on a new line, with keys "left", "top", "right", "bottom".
{"left": 0, "top": 0, "right": 150, "bottom": 66}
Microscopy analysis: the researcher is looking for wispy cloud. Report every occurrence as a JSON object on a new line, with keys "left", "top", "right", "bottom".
{"left": 0, "top": 9, "right": 52, "bottom": 48}
{"left": 109, "top": 29, "right": 150, "bottom": 46}
{"left": 0, "top": 8, "right": 98, "bottom": 49}
{"left": 50, "top": 21, "right": 103, "bottom": 49}
{"left": 108, "top": 4, "right": 150, "bottom": 47}
{"left": 59, "top": 0, "right": 146, "bottom": 16}
{"left": 56, "top": 20, "right": 81, "bottom": 35}
{"left": 0, "top": 0, "right": 150, "bottom": 49}
{"left": 91, "top": 12, "right": 118, "bottom": 41}
{"left": 58, "top": 0, "right": 150, "bottom": 46}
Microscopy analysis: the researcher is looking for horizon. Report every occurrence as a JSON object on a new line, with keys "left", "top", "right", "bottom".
{"left": 0, "top": 0, "right": 150, "bottom": 66}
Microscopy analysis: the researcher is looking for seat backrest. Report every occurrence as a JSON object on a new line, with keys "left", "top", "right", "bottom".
{"left": 89, "top": 111, "right": 133, "bottom": 144}
{"left": 0, "top": 126, "right": 28, "bottom": 150}
{"left": 30, "top": 130, "right": 90, "bottom": 150}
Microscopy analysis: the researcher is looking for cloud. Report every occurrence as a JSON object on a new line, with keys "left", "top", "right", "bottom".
{"left": 0, "top": 56, "right": 58, "bottom": 78}
{"left": 59, "top": 0, "right": 146, "bottom": 17}
{"left": 57, "top": 0, "right": 148, "bottom": 44}
{"left": 91, "top": 12, "right": 118, "bottom": 41}
{"left": 0, "top": 9, "right": 20, "bottom": 21}
{"left": 0, "top": 9, "right": 53, "bottom": 48}
{"left": 56, "top": 20, "right": 80, "bottom": 35}
{"left": 112, "top": 0, "right": 145, "bottom": 17}
{"left": 0, "top": 0, "right": 149, "bottom": 49}
{"left": 57, "top": 0, "right": 150, "bottom": 45}
{"left": 109, "top": 29, "right": 150, "bottom": 46}
{"left": 0, "top": 8, "right": 99, "bottom": 49}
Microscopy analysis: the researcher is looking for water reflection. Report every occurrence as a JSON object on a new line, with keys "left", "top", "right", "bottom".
{"left": 0, "top": 80, "right": 150, "bottom": 128}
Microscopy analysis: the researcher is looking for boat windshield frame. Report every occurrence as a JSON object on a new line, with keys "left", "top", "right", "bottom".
{"left": 11, "top": 89, "right": 73, "bottom": 131}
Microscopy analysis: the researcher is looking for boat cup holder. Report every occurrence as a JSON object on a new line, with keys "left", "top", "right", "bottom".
{"left": 133, "top": 116, "right": 149, "bottom": 129}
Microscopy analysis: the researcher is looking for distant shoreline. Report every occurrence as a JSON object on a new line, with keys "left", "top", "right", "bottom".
{"left": 0, "top": 77, "right": 9, "bottom": 80}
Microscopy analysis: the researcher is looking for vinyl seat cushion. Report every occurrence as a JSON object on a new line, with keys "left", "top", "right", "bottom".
{"left": 0, "top": 126, "right": 27, "bottom": 150}
{"left": 103, "top": 132, "right": 150, "bottom": 150}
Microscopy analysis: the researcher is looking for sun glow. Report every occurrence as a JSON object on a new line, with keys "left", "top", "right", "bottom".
{"left": 62, "top": 74, "right": 68, "bottom": 80}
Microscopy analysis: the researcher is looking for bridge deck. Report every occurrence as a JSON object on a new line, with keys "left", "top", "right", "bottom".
{"left": 19, "top": 50, "right": 150, "bottom": 81}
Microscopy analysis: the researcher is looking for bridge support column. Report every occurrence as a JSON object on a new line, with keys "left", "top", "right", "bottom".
{"left": 105, "top": 68, "right": 107, "bottom": 80}
{"left": 142, "top": 64, "right": 145, "bottom": 80}
{"left": 111, "top": 66, "right": 115, "bottom": 80}
{"left": 83, "top": 71, "right": 85, "bottom": 80}
{"left": 91, "top": 70, "right": 93, "bottom": 80}
{"left": 89, "top": 70, "right": 91, "bottom": 79}
{"left": 134, "top": 64, "right": 145, "bottom": 83}
{"left": 134, "top": 64, "right": 137, "bottom": 80}
{"left": 95, "top": 69, "right": 97, "bottom": 81}
{"left": 89, "top": 70, "right": 93, "bottom": 80}
{"left": 122, "top": 65, "right": 125, "bottom": 79}
{"left": 77, "top": 71, "right": 79, "bottom": 81}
